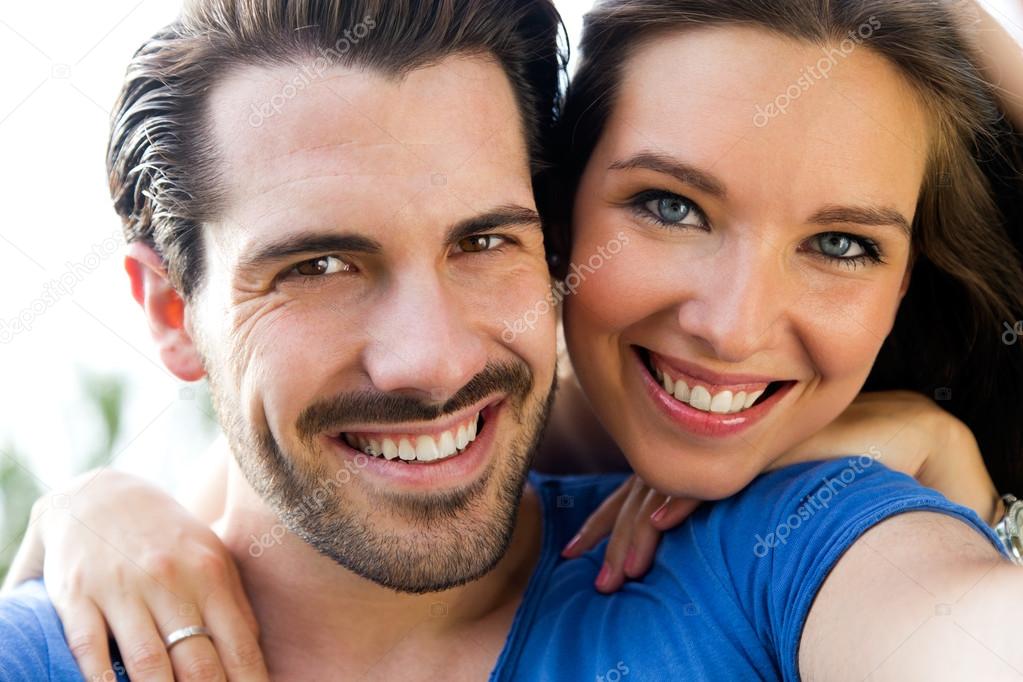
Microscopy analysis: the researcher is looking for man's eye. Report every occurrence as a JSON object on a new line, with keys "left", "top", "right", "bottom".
{"left": 457, "top": 235, "right": 508, "bottom": 253}
{"left": 290, "top": 256, "right": 355, "bottom": 277}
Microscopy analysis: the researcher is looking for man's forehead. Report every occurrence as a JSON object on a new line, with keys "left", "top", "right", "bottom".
{"left": 207, "top": 55, "right": 532, "bottom": 199}
{"left": 201, "top": 55, "right": 537, "bottom": 260}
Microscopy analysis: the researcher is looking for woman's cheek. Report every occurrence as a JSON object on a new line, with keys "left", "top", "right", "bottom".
{"left": 798, "top": 274, "right": 904, "bottom": 392}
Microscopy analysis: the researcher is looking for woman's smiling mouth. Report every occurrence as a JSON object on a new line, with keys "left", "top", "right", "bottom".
{"left": 634, "top": 347, "right": 796, "bottom": 438}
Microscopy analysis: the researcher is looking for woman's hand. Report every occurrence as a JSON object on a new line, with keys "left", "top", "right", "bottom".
{"left": 560, "top": 475, "right": 698, "bottom": 593}
{"left": 3, "top": 468, "right": 268, "bottom": 682}
{"left": 562, "top": 391, "right": 1000, "bottom": 593}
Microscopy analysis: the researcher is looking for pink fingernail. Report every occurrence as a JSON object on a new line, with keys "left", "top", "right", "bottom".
{"left": 595, "top": 562, "right": 611, "bottom": 591}
{"left": 561, "top": 533, "right": 583, "bottom": 558}
{"left": 651, "top": 501, "right": 670, "bottom": 524}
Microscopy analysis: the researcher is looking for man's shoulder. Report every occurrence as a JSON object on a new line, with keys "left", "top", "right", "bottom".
{"left": 0, "top": 580, "right": 83, "bottom": 681}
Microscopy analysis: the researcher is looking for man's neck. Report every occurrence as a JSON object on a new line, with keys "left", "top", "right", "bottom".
{"left": 215, "top": 457, "right": 543, "bottom": 680}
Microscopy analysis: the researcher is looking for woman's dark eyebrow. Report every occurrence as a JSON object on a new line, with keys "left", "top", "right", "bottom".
{"left": 808, "top": 205, "right": 912, "bottom": 236}
{"left": 608, "top": 152, "right": 727, "bottom": 199}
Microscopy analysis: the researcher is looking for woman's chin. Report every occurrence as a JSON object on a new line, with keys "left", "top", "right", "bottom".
{"left": 627, "top": 444, "right": 774, "bottom": 501}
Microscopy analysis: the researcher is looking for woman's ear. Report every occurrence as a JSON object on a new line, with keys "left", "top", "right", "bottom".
{"left": 124, "top": 242, "right": 206, "bottom": 381}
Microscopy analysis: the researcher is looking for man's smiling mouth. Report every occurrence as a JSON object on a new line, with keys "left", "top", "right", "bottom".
{"left": 339, "top": 410, "right": 486, "bottom": 464}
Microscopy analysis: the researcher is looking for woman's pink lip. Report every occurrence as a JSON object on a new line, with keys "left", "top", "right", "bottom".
{"left": 646, "top": 348, "right": 780, "bottom": 387}
{"left": 634, "top": 349, "right": 794, "bottom": 439}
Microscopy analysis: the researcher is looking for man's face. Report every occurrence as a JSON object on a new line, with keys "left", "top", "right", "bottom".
{"left": 189, "top": 55, "right": 557, "bottom": 592}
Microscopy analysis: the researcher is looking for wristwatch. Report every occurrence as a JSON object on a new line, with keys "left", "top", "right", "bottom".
{"left": 994, "top": 495, "right": 1023, "bottom": 565}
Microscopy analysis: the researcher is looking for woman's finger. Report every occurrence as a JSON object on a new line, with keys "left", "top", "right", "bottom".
{"left": 57, "top": 597, "right": 116, "bottom": 682}
{"left": 163, "top": 627, "right": 225, "bottom": 682}
{"left": 561, "top": 475, "right": 636, "bottom": 558}
{"left": 201, "top": 586, "right": 270, "bottom": 681}
{"left": 622, "top": 490, "right": 673, "bottom": 579}
{"left": 152, "top": 594, "right": 226, "bottom": 682}
{"left": 596, "top": 480, "right": 648, "bottom": 593}
{"left": 104, "top": 598, "right": 174, "bottom": 682}
{"left": 650, "top": 497, "right": 702, "bottom": 530}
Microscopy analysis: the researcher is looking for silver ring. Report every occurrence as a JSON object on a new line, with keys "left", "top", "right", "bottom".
{"left": 164, "top": 625, "right": 212, "bottom": 651}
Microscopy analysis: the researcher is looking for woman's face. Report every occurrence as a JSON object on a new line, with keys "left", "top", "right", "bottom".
{"left": 564, "top": 26, "right": 929, "bottom": 499}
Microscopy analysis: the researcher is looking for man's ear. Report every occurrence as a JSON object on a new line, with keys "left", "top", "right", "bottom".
{"left": 124, "top": 242, "right": 206, "bottom": 381}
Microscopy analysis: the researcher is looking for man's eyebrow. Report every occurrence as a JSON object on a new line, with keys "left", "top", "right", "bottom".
{"left": 608, "top": 152, "right": 728, "bottom": 199}
{"left": 238, "top": 233, "right": 383, "bottom": 271}
{"left": 808, "top": 205, "right": 912, "bottom": 236}
{"left": 446, "top": 205, "right": 542, "bottom": 244}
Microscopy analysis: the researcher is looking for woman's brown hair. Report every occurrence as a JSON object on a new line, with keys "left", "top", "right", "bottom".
{"left": 547, "top": 0, "right": 1023, "bottom": 492}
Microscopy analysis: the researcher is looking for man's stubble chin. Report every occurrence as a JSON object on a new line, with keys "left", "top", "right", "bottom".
{"left": 209, "top": 368, "right": 556, "bottom": 594}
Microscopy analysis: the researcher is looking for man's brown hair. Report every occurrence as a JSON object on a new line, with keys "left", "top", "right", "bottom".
{"left": 108, "top": 0, "right": 565, "bottom": 299}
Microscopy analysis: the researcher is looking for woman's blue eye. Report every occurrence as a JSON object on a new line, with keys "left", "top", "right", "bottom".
{"left": 805, "top": 232, "right": 884, "bottom": 267}
{"left": 648, "top": 196, "right": 690, "bottom": 223}
{"left": 813, "top": 233, "right": 871, "bottom": 259}
{"left": 634, "top": 191, "right": 706, "bottom": 228}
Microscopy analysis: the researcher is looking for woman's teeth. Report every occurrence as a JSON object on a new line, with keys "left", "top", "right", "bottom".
{"left": 653, "top": 366, "right": 765, "bottom": 415}
{"left": 342, "top": 413, "right": 480, "bottom": 463}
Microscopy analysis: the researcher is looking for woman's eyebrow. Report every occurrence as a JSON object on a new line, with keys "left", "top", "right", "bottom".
{"left": 808, "top": 205, "right": 912, "bottom": 236}
{"left": 608, "top": 152, "right": 727, "bottom": 199}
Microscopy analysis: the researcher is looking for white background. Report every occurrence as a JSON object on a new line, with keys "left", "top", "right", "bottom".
{"left": 0, "top": 0, "right": 594, "bottom": 501}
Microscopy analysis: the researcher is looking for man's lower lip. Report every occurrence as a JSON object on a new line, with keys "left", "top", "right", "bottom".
{"left": 633, "top": 350, "right": 792, "bottom": 438}
{"left": 324, "top": 402, "right": 502, "bottom": 489}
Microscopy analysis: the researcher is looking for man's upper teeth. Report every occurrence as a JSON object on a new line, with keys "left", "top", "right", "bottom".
{"left": 656, "top": 366, "right": 767, "bottom": 414}
{"left": 343, "top": 413, "right": 481, "bottom": 462}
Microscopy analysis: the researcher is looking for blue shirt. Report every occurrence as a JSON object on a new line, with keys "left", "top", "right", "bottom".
{"left": 0, "top": 459, "right": 1004, "bottom": 681}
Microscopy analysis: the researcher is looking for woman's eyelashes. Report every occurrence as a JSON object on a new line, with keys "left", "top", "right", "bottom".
{"left": 802, "top": 232, "right": 886, "bottom": 269}
{"left": 628, "top": 190, "right": 710, "bottom": 230}
{"left": 623, "top": 189, "right": 886, "bottom": 270}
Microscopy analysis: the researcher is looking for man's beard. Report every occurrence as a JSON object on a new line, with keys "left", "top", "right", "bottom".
{"left": 210, "top": 360, "right": 555, "bottom": 594}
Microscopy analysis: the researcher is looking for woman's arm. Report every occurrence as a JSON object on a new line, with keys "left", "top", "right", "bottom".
{"left": 1, "top": 455, "right": 265, "bottom": 682}
{"left": 801, "top": 510, "right": 1020, "bottom": 680}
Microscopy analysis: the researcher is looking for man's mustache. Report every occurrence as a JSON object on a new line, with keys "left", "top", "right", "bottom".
{"left": 296, "top": 361, "right": 534, "bottom": 440}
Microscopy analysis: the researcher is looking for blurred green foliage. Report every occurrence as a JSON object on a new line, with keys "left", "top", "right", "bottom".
{"left": 0, "top": 373, "right": 216, "bottom": 583}
{"left": 0, "top": 373, "right": 129, "bottom": 582}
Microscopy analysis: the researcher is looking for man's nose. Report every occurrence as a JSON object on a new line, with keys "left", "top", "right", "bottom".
{"left": 361, "top": 271, "right": 487, "bottom": 402}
